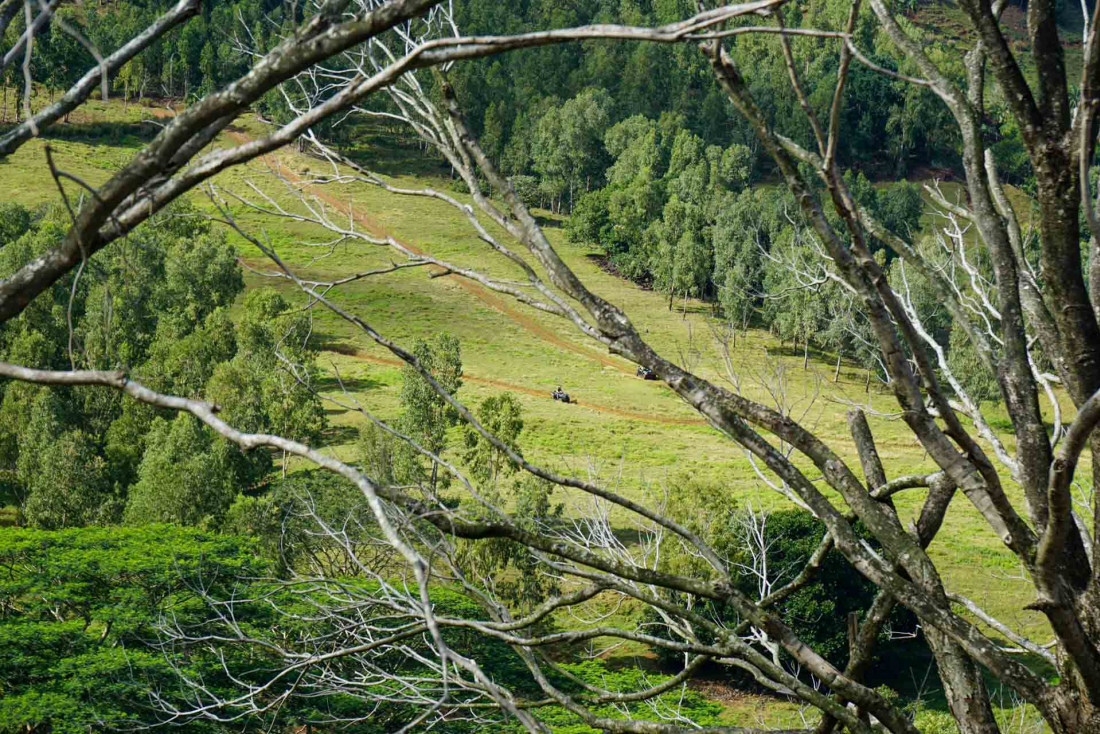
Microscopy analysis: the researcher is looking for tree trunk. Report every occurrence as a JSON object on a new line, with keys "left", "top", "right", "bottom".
{"left": 1045, "top": 688, "right": 1100, "bottom": 734}
{"left": 803, "top": 341, "right": 809, "bottom": 369}
{"left": 833, "top": 353, "right": 842, "bottom": 382}
{"left": 925, "top": 629, "right": 1001, "bottom": 734}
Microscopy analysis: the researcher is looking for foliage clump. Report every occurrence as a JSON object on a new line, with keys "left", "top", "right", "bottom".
{"left": 0, "top": 203, "right": 325, "bottom": 529}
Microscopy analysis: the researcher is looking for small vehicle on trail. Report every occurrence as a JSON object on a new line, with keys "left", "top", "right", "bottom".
{"left": 636, "top": 366, "right": 656, "bottom": 380}
{"left": 551, "top": 386, "right": 573, "bottom": 404}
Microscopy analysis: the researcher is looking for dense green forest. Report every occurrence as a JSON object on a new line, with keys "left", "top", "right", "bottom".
{"left": 0, "top": 202, "right": 326, "bottom": 528}
{"left": 2, "top": 0, "right": 976, "bottom": 179}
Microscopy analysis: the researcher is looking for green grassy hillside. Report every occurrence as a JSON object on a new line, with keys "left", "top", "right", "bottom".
{"left": 0, "top": 98, "right": 1069, "bottom": 655}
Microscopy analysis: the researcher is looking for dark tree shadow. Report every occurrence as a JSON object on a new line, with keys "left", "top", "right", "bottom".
{"left": 0, "top": 120, "right": 158, "bottom": 149}
{"left": 322, "top": 424, "right": 361, "bottom": 447}
{"left": 315, "top": 373, "right": 384, "bottom": 393}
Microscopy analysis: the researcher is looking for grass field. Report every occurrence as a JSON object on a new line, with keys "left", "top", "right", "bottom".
{"left": 0, "top": 97, "right": 1072, "bottom": 724}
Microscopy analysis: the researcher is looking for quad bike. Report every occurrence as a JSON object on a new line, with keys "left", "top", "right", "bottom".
{"left": 636, "top": 366, "right": 656, "bottom": 380}
{"left": 551, "top": 388, "right": 573, "bottom": 404}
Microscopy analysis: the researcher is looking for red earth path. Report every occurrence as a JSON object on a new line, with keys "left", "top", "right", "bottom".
{"left": 199, "top": 119, "right": 705, "bottom": 427}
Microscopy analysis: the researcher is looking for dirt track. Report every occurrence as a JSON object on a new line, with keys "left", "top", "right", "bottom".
{"left": 208, "top": 123, "right": 703, "bottom": 427}
{"left": 223, "top": 128, "right": 630, "bottom": 375}
{"left": 339, "top": 350, "right": 706, "bottom": 427}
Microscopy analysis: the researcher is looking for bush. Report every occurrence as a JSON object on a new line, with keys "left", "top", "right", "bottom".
{"left": 0, "top": 526, "right": 266, "bottom": 731}
{"left": 913, "top": 709, "right": 960, "bottom": 733}
{"left": 566, "top": 188, "right": 610, "bottom": 245}
{"left": 737, "top": 510, "right": 893, "bottom": 664}
{"left": 513, "top": 659, "right": 723, "bottom": 733}
{"left": 508, "top": 174, "right": 540, "bottom": 208}
{"left": 450, "top": 176, "right": 486, "bottom": 196}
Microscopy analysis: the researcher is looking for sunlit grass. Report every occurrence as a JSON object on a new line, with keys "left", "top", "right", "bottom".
{"left": 1, "top": 100, "right": 1072, "bottom": 654}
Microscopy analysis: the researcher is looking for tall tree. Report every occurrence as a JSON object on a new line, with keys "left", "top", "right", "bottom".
{"left": 532, "top": 87, "right": 612, "bottom": 211}
{"left": 122, "top": 414, "right": 238, "bottom": 526}
{"left": 398, "top": 333, "right": 463, "bottom": 489}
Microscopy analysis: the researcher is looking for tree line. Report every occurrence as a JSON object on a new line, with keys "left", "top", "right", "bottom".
{"left": 2, "top": 0, "right": 1034, "bottom": 189}
{"left": 446, "top": 0, "right": 1038, "bottom": 194}
{"left": 0, "top": 202, "right": 326, "bottom": 529}
{"left": 562, "top": 113, "right": 1007, "bottom": 400}
{"left": 0, "top": 0, "right": 289, "bottom": 120}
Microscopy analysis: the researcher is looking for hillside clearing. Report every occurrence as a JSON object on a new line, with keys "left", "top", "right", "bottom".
{"left": 1, "top": 100, "right": 1066, "bottom": 651}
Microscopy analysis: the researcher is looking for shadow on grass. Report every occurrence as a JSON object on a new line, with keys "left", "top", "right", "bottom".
{"left": 0, "top": 120, "right": 158, "bottom": 148}
{"left": 531, "top": 212, "right": 563, "bottom": 229}
{"left": 315, "top": 372, "right": 385, "bottom": 394}
{"left": 332, "top": 119, "right": 451, "bottom": 179}
{"left": 323, "top": 424, "right": 361, "bottom": 447}
{"left": 315, "top": 339, "right": 366, "bottom": 358}
{"left": 863, "top": 642, "right": 1056, "bottom": 719}
{"left": 758, "top": 344, "right": 826, "bottom": 360}
{"left": 585, "top": 253, "right": 656, "bottom": 290}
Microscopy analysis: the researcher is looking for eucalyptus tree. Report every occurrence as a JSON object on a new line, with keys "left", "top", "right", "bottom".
{"left": 4, "top": 1, "right": 1100, "bottom": 733}
{"left": 531, "top": 87, "right": 612, "bottom": 211}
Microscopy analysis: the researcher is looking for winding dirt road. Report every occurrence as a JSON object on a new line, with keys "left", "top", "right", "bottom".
{"left": 215, "top": 123, "right": 704, "bottom": 427}
{"left": 224, "top": 128, "right": 629, "bottom": 374}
